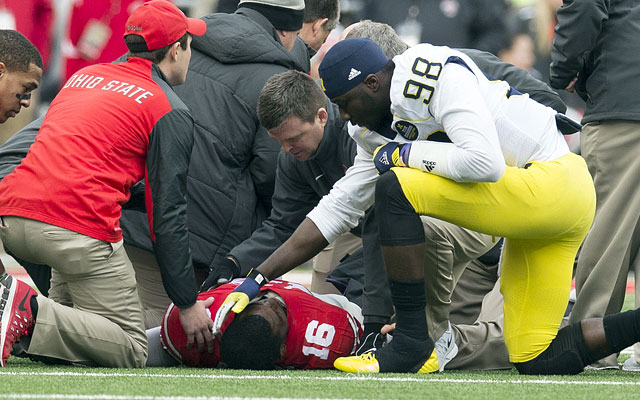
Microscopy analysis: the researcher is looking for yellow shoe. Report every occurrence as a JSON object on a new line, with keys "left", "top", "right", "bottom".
{"left": 417, "top": 348, "right": 440, "bottom": 374}
{"left": 334, "top": 352, "right": 380, "bottom": 373}
{"left": 417, "top": 323, "right": 458, "bottom": 373}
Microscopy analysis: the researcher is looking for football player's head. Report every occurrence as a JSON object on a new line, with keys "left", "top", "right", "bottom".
{"left": 319, "top": 38, "right": 394, "bottom": 133}
{"left": 258, "top": 70, "right": 328, "bottom": 162}
{"left": 219, "top": 294, "right": 288, "bottom": 369}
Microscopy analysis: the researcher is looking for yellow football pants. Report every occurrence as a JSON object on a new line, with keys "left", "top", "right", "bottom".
{"left": 392, "top": 152, "right": 595, "bottom": 362}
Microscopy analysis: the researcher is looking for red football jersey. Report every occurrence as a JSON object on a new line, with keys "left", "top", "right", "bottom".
{"left": 160, "top": 280, "right": 362, "bottom": 369}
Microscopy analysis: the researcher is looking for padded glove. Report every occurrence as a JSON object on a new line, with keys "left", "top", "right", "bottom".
{"left": 372, "top": 142, "right": 411, "bottom": 175}
{"left": 211, "top": 269, "right": 268, "bottom": 335}
{"left": 200, "top": 258, "right": 240, "bottom": 292}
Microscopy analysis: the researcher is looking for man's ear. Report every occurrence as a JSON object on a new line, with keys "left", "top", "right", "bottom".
{"left": 312, "top": 18, "right": 329, "bottom": 35}
{"left": 317, "top": 107, "right": 329, "bottom": 126}
{"left": 0, "top": 62, "right": 6, "bottom": 78}
{"left": 276, "top": 29, "right": 297, "bottom": 41}
{"left": 169, "top": 42, "right": 181, "bottom": 62}
{"left": 363, "top": 74, "right": 380, "bottom": 92}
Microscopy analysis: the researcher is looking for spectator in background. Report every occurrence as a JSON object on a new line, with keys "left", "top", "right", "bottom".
{"left": 531, "top": 0, "right": 561, "bottom": 84}
{"left": 0, "top": 0, "right": 53, "bottom": 68}
{"left": 298, "top": 0, "right": 340, "bottom": 52}
{"left": 62, "top": 0, "right": 145, "bottom": 81}
{"left": 357, "top": 0, "right": 509, "bottom": 55}
{"left": 497, "top": 29, "right": 538, "bottom": 79}
{"left": 550, "top": 0, "right": 640, "bottom": 371}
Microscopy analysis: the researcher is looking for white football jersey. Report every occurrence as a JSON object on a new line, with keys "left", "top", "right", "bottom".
{"left": 308, "top": 44, "right": 570, "bottom": 243}
{"left": 387, "top": 44, "right": 569, "bottom": 181}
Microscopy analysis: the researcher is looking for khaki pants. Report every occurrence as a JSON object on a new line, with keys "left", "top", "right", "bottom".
{"left": 311, "top": 232, "right": 362, "bottom": 294}
{"left": 421, "top": 217, "right": 496, "bottom": 339}
{"left": 0, "top": 216, "right": 147, "bottom": 367}
{"left": 570, "top": 121, "right": 640, "bottom": 368}
{"left": 421, "top": 217, "right": 511, "bottom": 370}
{"left": 125, "top": 244, "right": 170, "bottom": 329}
{"left": 448, "top": 275, "right": 510, "bottom": 370}
{"left": 126, "top": 245, "right": 208, "bottom": 329}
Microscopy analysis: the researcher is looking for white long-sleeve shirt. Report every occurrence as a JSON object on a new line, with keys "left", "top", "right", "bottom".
{"left": 308, "top": 44, "right": 570, "bottom": 243}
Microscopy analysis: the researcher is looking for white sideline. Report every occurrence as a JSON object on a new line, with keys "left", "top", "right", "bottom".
{"left": 0, "top": 396, "right": 353, "bottom": 400}
{"left": 0, "top": 371, "right": 639, "bottom": 385}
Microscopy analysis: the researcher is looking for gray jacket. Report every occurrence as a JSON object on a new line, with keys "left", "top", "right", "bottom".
{"left": 229, "top": 100, "right": 357, "bottom": 273}
{"left": 550, "top": 0, "right": 640, "bottom": 123}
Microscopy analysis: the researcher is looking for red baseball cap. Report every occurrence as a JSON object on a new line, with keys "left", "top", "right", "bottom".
{"left": 124, "top": 0, "right": 207, "bottom": 51}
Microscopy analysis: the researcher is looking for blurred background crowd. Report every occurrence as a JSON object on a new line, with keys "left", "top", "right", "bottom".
{"left": 0, "top": 0, "right": 583, "bottom": 151}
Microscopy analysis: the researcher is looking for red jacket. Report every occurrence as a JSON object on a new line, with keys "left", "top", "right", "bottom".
{"left": 0, "top": 57, "right": 199, "bottom": 307}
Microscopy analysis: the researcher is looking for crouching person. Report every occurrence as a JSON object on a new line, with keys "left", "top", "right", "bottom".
{"left": 0, "top": 1, "right": 210, "bottom": 367}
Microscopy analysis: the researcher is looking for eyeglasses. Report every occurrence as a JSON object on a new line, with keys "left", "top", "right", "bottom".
{"left": 16, "top": 93, "right": 31, "bottom": 101}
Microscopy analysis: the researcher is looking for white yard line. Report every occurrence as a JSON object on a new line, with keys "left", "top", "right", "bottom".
{"left": 0, "top": 396, "right": 356, "bottom": 400}
{"left": 0, "top": 370, "right": 639, "bottom": 386}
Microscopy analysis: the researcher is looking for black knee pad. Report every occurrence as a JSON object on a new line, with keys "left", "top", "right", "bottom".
{"left": 374, "top": 171, "right": 424, "bottom": 246}
{"left": 514, "top": 323, "right": 591, "bottom": 375}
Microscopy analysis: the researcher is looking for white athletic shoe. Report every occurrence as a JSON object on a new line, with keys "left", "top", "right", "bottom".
{"left": 622, "top": 356, "right": 640, "bottom": 372}
{"left": 433, "top": 322, "right": 458, "bottom": 372}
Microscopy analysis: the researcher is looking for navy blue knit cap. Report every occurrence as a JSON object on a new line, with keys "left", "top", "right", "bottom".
{"left": 319, "top": 38, "right": 389, "bottom": 99}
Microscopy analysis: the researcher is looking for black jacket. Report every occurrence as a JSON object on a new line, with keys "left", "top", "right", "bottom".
{"left": 228, "top": 100, "right": 356, "bottom": 273}
{"left": 120, "top": 7, "right": 310, "bottom": 272}
{"left": 461, "top": 48, "right": 566, "bottom": 114}
{"left": 550, "top": 0, "right": 640, "bottom": 123}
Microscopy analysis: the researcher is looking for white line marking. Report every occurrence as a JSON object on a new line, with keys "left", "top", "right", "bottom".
{"left": 0, "top": 371, "right": 639, "bottom": 386}
{"left": 0, "top": 395, "right": 355, "bottom": 400}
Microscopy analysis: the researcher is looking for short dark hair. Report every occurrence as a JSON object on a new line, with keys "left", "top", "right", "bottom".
{"left": 0, "top": 30, "right": 43, "bottom": 71}
{"left": 219, "top": 314, "right": 282, "bottom": 370}
{"left": 258, "top": 70, "right": 326, "bottom": 130}
{"left": 125, "top": 33, "right": 189, "bottom": 64}
{"left": 304, "top": 0, "right": 340, "bottom": 31}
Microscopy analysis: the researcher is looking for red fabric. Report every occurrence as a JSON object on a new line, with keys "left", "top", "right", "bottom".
{"left": 2, "top": 0, "right": 54, "bottom": 67}
{"left": 64, "top": 0, "right": 146, "bottom": 80}
{"left": 124, "top": 0, "right": 206, "bottom": 51}
{"left": 161, "top": 280, "right": 362, "bottom": 369}
{"left": 0, "top": 57, "right": 171, "bottom": 242}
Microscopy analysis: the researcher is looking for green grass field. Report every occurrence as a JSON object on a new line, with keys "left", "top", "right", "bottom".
{"left": 0, "top": 284, "right": 636, "bottom": 399}
{"left": 1, "top": 357, "right": 640, "bottom": 400}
